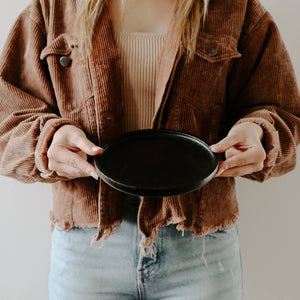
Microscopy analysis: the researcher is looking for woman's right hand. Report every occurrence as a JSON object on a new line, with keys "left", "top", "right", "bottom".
{"left": 47, "top": 125, "right": 103, "bottom": 180}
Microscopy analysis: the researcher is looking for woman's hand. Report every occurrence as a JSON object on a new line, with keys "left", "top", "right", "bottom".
{"left": 210, "top": 122, "right": 266, "bottom": 177}
{"left": 47, "top": 125, "right": 102, "bottom": 180}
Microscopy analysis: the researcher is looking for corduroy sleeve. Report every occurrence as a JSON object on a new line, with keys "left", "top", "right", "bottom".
{"left": 0, "top": 4, "right": 80, "bottom": 183}
{"left": 226, "top": 6, "right": 300, "bottom": 182}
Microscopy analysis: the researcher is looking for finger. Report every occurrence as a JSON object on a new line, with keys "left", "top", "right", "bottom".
{"left": 221, "top": 145, "right": 265, "bottom": 170}
{"left": 210, "top": 134, "right": 240, "bottom": 153}
{"left": 69, "top": 132, "right": 102, "bottom": 156}
{"left": 216, "top": 162, "right": 264, "bottom": 177}
{"left": 54, "top": 163, "right": 97, "bottom": 179}
{"left": 215, "top": 161, "right": 226, "bottom": 177}
{"left": 49, "top": 146, "right": 99, "bottom": 178}
{"left": 224, "top": 147, "right": 240, "bottom": 160}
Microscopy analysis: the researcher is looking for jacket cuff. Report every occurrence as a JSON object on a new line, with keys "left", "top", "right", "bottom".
{"left": 233, "top": 117, "right": 280, "bottom": 182}
{"left": 35, "top": 118, "right": 82, "bottom": 181}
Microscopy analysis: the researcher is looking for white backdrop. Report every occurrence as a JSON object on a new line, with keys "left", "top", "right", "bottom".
{"left": 0, "top": 1, "right": 299, "bottom": 299}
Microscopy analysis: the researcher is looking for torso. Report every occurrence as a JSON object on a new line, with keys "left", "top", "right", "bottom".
{"left": 108, "top": 0, "right": 176, "bottom": 34}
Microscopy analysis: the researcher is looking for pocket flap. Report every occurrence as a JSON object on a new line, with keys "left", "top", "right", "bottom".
{"left": 195, "top": 34, "right": 241, "bottom": 63}
{"left": 40, "top": 34, "right": 73, "bottom": 60}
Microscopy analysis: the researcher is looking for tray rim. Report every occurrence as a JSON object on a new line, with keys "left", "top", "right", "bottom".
{"left": 94, "top": 129, "right": 219, "bottom": 197}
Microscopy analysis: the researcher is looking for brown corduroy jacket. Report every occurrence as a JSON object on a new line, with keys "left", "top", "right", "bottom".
{"left": 0, "top": 0, "right": 299, "bottom": 247}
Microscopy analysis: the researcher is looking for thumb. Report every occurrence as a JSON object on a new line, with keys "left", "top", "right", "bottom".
{"left": 210, "top": 135, "right": 239, "bottom": 153}
{"left": 72, "top": 134, "right": 103, "bottom": 156}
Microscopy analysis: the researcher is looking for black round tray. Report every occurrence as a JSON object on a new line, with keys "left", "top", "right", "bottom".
{"left": 94, "top": 129, "right": 219, "bottom": 197}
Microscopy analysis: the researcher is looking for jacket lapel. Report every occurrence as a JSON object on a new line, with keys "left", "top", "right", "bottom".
{"left": 152, "top": 9, "right": 181, "bottom": 128}
{"left": 88, "top": 3, "right": 119, "bottom": 65}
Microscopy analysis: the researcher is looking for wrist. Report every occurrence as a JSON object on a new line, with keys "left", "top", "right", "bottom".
{"left": 234, "top": 121, "right": 264, "bottom": 141}
{"left": 249, "top": 122, "right": 264, "bottom": 141}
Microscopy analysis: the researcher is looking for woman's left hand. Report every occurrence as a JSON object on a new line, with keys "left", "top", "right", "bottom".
{"left": 210, "top": 122, "right": 266, "bottom": 177}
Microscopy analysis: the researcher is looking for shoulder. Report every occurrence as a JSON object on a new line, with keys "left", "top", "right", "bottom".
{"left": 25, "top": 0, "right": 76, "bottom": 36}
{"left": 203, "top": 0, "right": 269, "bottom": 40}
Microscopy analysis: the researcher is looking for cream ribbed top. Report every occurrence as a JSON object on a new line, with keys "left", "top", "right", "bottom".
{"left": 115, "top": 32, "right": 165, "bottom": 132}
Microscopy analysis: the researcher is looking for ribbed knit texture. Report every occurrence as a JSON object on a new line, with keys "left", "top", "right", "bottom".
{"left": 115, "top": 32, "right": 165, "bottom": 132}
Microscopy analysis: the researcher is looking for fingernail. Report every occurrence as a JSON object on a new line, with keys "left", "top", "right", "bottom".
{"left": 216, "top": 169, "right": 224, "bottom": 176}
{"left": 90, "top": 171, "right": 99, "bottom": 180}
{"left": 211, "top": 144, "right": 222, "bottom": 150}
{"left": 217, "top": 167, "right": 227, "bottom": 176}
{"left": 92, "top": 146, "right": 102, "bottom": 152}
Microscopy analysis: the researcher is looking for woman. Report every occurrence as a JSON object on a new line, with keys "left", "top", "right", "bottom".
{"left": 0, "top": 0, "right": 299, "bottom": 299}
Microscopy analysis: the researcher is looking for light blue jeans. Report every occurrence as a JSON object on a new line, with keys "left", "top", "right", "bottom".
{"left": 48, "top": 194, "right": 243, "bottom": 300}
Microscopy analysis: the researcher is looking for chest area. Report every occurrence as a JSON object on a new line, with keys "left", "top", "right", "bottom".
{"left": 108, "top": 0, "right": 175, "bottom": 34}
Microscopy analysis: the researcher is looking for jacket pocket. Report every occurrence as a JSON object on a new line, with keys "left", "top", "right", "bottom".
{"left": 171, "top": 34, "right": 241, "bottom": 105}
{"left": 165, "top": 34, "right": 242, "bottom": 144}
{"left": 194, "top": 34, "right": 241, "bottom": 63}
{"left": 40, "top": 33, "right": 93, "bottom": 111}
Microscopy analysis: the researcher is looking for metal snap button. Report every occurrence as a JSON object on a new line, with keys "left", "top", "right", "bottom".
{"left": 207, "top": 48, "right": 218, "bottom": 57}
{"left": 59, "top": 56, "right": 72, "bottom": 67}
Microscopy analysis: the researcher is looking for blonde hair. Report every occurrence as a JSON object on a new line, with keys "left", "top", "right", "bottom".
{"left": 75, "top": 0, "right": 209, "bottom": 60}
